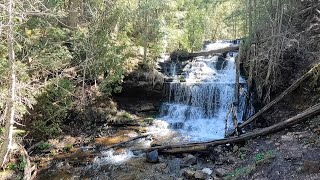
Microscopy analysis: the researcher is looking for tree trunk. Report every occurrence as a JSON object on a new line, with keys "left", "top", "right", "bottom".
{"left": 0, "top": 0, "right": 16, "bottom": 168}
{"left": 242, "top": 0, "right": 254, "bottom": 122}
{"left": 67, "top": 0, "right": 81, "bottom": 28}
{"left": 143, "top": 0, "right": 148, "bottom": 64}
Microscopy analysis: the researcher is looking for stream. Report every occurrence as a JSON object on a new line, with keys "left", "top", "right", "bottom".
{"left": 36, "top": 41, "right": 254, "bottom": 180}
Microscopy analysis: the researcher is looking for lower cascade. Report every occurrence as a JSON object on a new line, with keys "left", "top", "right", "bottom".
{"left": 159, "top": 41, "right": 254, "bottom": 142}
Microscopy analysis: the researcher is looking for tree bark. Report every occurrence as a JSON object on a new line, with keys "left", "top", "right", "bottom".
{"left": 67, "top": 0, "right": 81, "bottom": 28}
{"left": 143, "top": 0, "right": 148, "bottom": 63}
{"left": 0, "top": 0, "right": 16, "bottom": 168}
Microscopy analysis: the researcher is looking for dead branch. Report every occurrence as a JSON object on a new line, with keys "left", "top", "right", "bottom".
{"left": 295, "top": 3, "right": 320, "bottom": 16}
{"left": 239, "top": 63, "right": 320, "bottom": 129}
{"left": 147, "top": 104, "right": 320, "bottom": 153}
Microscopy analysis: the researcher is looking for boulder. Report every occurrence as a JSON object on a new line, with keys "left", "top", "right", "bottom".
{"left": 182, "top": 154, "right": 197, "bottom": 166}
{"left": 194, "top": 170, "right": 207, "bottom": 179}
{"left": 154, "top": 163, "right": 168, "bottom": 173}
{"left": 182, "top": 168, "right": 196, "bottom": 179}
{"left": 215, "top": 168, "right": 228, "bottom": 177}
{"left": 146, "top": 150, "right": 159, "bottom": 163}
{"left": 168, "top": 158, "right": 182, "bottom": 175}
{"left": 303, "top": 160, "right": 320, "bottom": 173}
{"left": 202, "top": 168, "right": 213, "bottom": 175}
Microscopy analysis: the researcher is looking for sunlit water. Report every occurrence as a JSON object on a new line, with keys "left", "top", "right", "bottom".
{"left": 157, "top": 41, "right": 254, "bottom": 142}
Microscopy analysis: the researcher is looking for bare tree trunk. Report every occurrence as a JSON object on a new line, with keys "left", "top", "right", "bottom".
{"left": 67, "top": 0, "right": 81, "bottom": 28}
{"left": 247, "top": 0, "right": 253, "bottom": 90}
{"left": 143, "top": 0, "right": 148, "bottom": 64}
{"left": 242, "top": 0, "right": 254, "bottom": 122}
{"left": 0, "top": 0, "right": 16, "bottom": 168}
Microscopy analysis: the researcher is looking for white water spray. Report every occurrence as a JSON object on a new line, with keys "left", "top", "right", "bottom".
{"left": 159, "top": 42, "right": 253, "bottom": 142}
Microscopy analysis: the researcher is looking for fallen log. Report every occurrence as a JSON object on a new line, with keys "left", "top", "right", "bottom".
{"left": 20, "top": 144, "right": 37, "bottom": 180}
{"left": 171, "top": 46, "right": 239, "bottom": 61}
{"left": 98, "top": 134, "right": 148, "bottom": 151}
{"left": 239, "top": 63, "right": 320, "bottom": 129}
{"left": 188, "top": 46, "right": 239, "bottom": 58}
{"left": 147, "top": 104, "right": 320, "bottom": 153}
{"left": 107, "top": 122, "right": 141, "bottom": 127}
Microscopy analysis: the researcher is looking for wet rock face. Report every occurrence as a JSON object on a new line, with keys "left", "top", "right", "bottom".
{"left": 146, "top": 150, "right": 159, "bottom": 163}
{"left": 113, "top": 70, "right": 165, "bottom": 115}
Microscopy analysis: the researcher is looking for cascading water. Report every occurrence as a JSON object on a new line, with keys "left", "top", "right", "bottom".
{"left": 159, "top": 41, "right": 254, "bottom": 142}
{"left": 35, "top": 41, "right": 255, "bottom": 179}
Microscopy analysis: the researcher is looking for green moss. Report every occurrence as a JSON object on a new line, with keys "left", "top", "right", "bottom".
{"left": 6, "top": 163, "right": 17, "bottom": 171}
{"left": 225, "top": 165, "right": 256, "bottom": 180}
{"left": 143, "top": 117, "right": 154, "bottom": 124}
{"left": 179, "top": 76, "right": 186, "bottom": 82}
{"left": 254, "top": 150, "right": 274, "bottom": 163}
{"left": 6, "top": 156, "right": 27, "bottom": 172}
{"left": 36, "top": 141, "right": 52, "bottom": 151}
{"left": 63, "top": 144, "right": 73, "bottom": 152}
{"left": 13, "top": 129, "right": 27, "bottom": 137}
{"left": 226, "top": 150, "right": 276, "bottom": 180}
{"left": 121, "top": 112, "right": 133, "bottom": 120}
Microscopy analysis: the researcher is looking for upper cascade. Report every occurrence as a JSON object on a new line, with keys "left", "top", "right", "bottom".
{"left": 159, "top": 41, "right": 253, "bottom": 142}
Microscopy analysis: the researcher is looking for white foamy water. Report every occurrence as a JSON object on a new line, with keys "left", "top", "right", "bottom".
{"left": 93, "top": 149, "right": 135, "bottom": 165}
{"left": 159, "top": 42, "right": 252, "bottom": 142}
{"left": 205, "top": 40, "right": 234, "bottom": 51}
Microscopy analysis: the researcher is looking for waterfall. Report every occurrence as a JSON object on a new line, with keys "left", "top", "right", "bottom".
{"left": 159, "top": 41, "right": 254, "bottom": 142}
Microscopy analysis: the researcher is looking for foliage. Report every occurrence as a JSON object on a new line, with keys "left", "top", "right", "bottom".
{"left": 31, "top": 78, "right": 75, "bottom": 138}
{"left": 6, "top": 156, "right": 26, "bottom": 172}
{"left": 63, "top": 144, "right": 73, "bottom": 152}
{"left": 121, "top": 112, "right": 133, "bottom": 120}
{"left": 35, "top": 141, "right": 52, "bottom": 151}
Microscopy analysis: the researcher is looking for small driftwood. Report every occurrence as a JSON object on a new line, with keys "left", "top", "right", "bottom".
{"left": 239, "top": 63, "right": 320, "bottom": 129}
{"left": 147, "top": 104, "right": 320, "bottom": 153}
